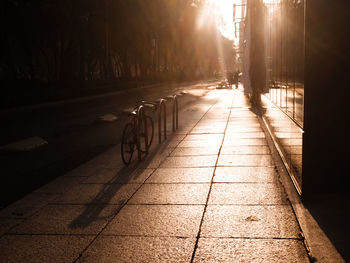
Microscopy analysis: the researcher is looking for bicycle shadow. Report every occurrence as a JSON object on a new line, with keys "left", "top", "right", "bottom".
{"left": 68, "top": 141, "right": 169, "bottom": 230}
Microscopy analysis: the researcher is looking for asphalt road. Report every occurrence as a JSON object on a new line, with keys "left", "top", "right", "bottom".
{"left": 0, "top": 80, "right": 218, "bottom": 209}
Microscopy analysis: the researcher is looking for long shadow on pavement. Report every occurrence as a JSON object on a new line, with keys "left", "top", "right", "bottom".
{"left": 68, "top": 141, "right": 169, "bottom": 230}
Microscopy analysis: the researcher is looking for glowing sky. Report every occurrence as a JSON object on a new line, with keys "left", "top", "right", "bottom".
{"left": 206, "top": 0, "right": 244, "bottom": 44}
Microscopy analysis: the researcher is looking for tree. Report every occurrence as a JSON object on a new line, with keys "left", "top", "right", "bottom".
{"left": 1, "top": 0, "right": 233, "bottom": 83}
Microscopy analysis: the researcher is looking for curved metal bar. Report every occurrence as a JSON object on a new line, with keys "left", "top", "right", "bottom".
{"left": 173, "top": 95, "right": 178, "bottom": 130}
{"left": 158, "top": 99, "right": 167, "bottom": 143}
{"left": 139, "top": 100, "right": 158, "bottom": 112}
{"left": 166, "top": 95, "right": 179, "bottom": 132}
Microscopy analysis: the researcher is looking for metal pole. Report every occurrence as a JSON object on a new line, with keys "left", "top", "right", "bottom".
{"left": 158, "top": 99, "right": 167, "bottom": 143}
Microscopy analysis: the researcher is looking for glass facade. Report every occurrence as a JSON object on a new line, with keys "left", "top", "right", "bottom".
{"left": 264, "top": 0, "right": 305, "bottom": 126}
{"left": 262, "top": 0, "right": 305, "bottom": 193}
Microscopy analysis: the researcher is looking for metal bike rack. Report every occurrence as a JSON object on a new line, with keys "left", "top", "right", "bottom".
{"left": 157, "top": 98, "right": 167, "bottom": 143}
{"left": 121, "top": 93, "right": 184, "bottom": 165}
{"left": 135, "top": 105, "right": 149, "bottom": 160}
{"left": 165, "top": 95, "right": 179, "bottom": 132}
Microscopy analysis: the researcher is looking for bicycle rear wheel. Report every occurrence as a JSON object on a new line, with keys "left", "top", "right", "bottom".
{"left": 121, "top": 123, "right": 135, "bottom": 165}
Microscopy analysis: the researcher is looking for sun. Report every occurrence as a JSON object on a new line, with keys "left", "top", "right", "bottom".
{"left": 206, "top": 0, "right": 244, "bottom": 43}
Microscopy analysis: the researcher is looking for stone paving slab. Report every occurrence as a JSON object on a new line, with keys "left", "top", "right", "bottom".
{"left": 227, "top": 122, "right": 261, "bottom": 127}
{"left": 63, "top": 163, "right": 100, "bottom": 177}
{"left": 53, "top": 183, "right": 140, "bottom": 205}
{"left": 275, "top": 132, "right": 303, "bottom": 139}
{"left": 82, "top": 168, "right": 154, "bottom": 184}
{"left": 34, "top": 176, "right": 87, "bottom": 195}
{"left": 88, "top": 156, "right": 125, "bottom": 170}
{"left": 222, "top": 138, "right": 268, "bottom": 146}
{"left": 224, "top": 132, "right": 265, "bottom": 139}
{"left": 225, "top": 127, "right": 263, "bottom": 133}
{"left": 193, "top": 238, "right": 309, "bottom": 263}
{"left": 230, "top": 112, "right": 258, "bottom": 117}
{"left": 199, "top": 112, "right": 229, "bottom": 117}
{"left": 285, "top": 145, "right": 302, "bottom": 155}
{"left": 160, "top": 156, "right": 217, "bottom": 168}
{"left": 102, "top": 205, "right": 204, "bottom": 237}
{"left": 229, "top": 111, "right": 258, "bottom": 115}
{"left": 182, "top": 138, "right": 223, "bottom": 145}
{"left": 226, "top": 117, "right": 259, "bottom": 124}
{"left": 177, "top": 140, "right": 222, "bottom": 147}
{"left": 0, "top": 192, "right": 59, "bottom": 219}
{"left": 166, "top": 140, "right": 182, "bottom": 148}
{"left": 78, "top": 236, "right": 196, "bottom": 263}
{"left": 138, "top": 147, "right": 174, "bottom": 168}
{"left": 213, "top": 167, "right": 277, "bottom": 183}
{"left": 128, "top": 184, "right": 210, "bottom": 205}
{"left": 8, "top": 204, "right": 121, "bottom": 235}
{"left": 208, "top": 183, "right": 288, "bottom": 205}
{"left": 194, "top": 123, "right": 227, "bottom": 129}
{"left": 217, "top": 154, "right": 274, "bottom": 167}
{"left": 147, "top": 168, "right": 214, "bottom": 183}
{"left": 168, "top": 134, "right": 187, "bottom": 141}
{"left": 170, "top": 147, "right": 220, "bottom": 156}
{"left": 270, "top": 126, "right": 301, "bottom": 132}
{"left": 220, "top": 145, "right": 270, "bottom": 155}
{"left": 0, "top": 234, "right": 93, "bottom": 263}
{"left": 169, "top": 127, "right": 194, "bottom": 135}
{"left": 201, "top": 205, "right": 301, "bottom": 238}
{"left": 199, "top": 119, "right": 228, "bottom": 124}
{"left": 190, "top": 128, "right": 225, "bottom": 134}
{"left": 279, "top": 138, "right": 303, "bottom": 146}
{"left": 183, "top": 134, "right": 224, "bottom": 141}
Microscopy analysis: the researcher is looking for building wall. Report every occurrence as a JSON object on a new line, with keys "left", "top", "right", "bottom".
{"left": 263, "top": 0, "right": 350, "bottom": 197}
{"left": 303, "top": 0, "right": 350, "bottom": 197}
{"left": 263, "top": 0, "right": 305, "bottom": 194}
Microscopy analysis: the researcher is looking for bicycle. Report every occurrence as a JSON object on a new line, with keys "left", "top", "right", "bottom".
{"left": 121, "top": 101, "right": 156, "bottom": 165}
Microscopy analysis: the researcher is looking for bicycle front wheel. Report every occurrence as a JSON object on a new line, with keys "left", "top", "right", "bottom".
{"left": 121, "top": 123, "right": 135, "bottom": 165}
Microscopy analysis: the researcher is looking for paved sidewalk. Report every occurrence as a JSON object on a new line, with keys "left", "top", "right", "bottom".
{"left": 0, "top": 89, "right": 310, "bottom": 262}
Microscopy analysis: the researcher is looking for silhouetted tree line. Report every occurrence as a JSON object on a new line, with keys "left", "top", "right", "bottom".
{"left": 1, "top": 0, "right": 233, "bottom": 82}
